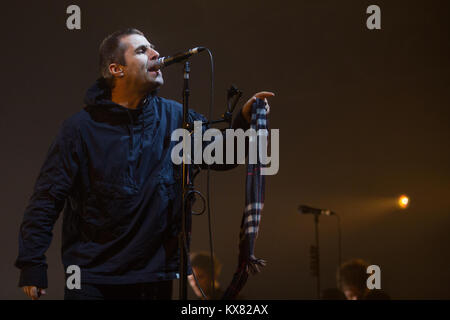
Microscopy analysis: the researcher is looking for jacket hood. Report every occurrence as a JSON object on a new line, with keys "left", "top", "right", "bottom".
{"left": 84, "top": 77, "right": 158, "bottom": 115}
{"left": 83, "top": 78, "right": 159, "bottom": 169}
{"left": 84, "top": 77, "right": 114, "bottom": 108}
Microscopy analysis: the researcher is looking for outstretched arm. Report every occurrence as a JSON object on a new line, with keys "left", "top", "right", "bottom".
{"left": 198, "top": 91, "right": 275, "bottom": 171}
{"left": 15, "top": 120, "right": 80, "bottom": 299}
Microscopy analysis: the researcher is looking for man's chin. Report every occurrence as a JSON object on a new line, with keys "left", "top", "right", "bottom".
{"left": 143, "top": 78, "right": 163, "bottom": 93}
{"left": 155, "top": 77, "right": 164, "bottom": 87}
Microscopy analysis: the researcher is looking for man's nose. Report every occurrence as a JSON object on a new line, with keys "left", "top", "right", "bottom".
{"left": 148, "top": 48, "right": 160, "bottom": 60}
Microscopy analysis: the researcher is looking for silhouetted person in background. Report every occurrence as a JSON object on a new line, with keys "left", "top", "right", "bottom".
{"left": 338, "top": 258, "right": 390, "bottom": 300}
{"left": 188, "top": 252, "right": 223, "bottom": 300}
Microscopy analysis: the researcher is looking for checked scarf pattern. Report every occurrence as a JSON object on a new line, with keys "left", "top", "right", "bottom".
{"left": 222, "top": 98, "right": 268, "bottom": 299}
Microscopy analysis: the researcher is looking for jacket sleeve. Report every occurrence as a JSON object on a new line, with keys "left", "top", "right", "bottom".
{"left": 231, "top": 107, "right": 251, "bottom": 132}
{"left": 188, "top": 108, "right": 250, "bottom": 171}
{"left": 15, "top": 120, "right": 80, "bottom": 288}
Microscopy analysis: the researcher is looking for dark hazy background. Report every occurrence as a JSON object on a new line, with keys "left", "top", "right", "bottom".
{"left": 1, "top": 0, "right": 449, "bottom": 299}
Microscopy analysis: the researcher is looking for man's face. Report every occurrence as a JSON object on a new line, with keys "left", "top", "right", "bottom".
{"left": 119, "top": 34, "right": 164, "bottom": 92}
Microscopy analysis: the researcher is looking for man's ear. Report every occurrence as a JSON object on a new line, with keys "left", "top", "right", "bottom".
{"left": 109, "top": 63, "right": 125, "bottom": 78}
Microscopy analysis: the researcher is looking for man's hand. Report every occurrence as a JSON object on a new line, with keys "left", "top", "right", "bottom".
{"left": 22, "top": 286, "right": 46, "bottom": 300}
{"left": 241, "top": 91, "right": 275, "bottom": 123}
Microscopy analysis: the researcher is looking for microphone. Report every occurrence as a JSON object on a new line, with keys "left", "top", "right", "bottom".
{"left": 298, "top": 205, "right": 336, "bottom": 216}
{"left": 150, "top": 47, "right": 206, "bottom": 69}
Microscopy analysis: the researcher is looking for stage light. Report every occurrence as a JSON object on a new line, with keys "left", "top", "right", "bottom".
{"left": 398, "top": 195, "right": 409, "bottom": 209}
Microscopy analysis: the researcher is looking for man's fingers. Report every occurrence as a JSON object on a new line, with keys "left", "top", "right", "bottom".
{"left": 24, "top": 286, "right": 33, "bottom": 298}
{"left": 245, "top": 92, "right": 275, "bottom": 107}
{"left": 31, "top": 287, "right": 39, "bottom": 300}
{"left": 22, "top": 286, "right": 42, "bottom": 300}
{"left": 254, "top": 91, "right": 275, "bottom": 99}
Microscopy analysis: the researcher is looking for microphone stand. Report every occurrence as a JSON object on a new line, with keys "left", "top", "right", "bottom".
{"left": 179, "top": 60, "right": 190, "bottom": 300}
{"left": 177, "top": 59, "right": 242, "bottom": 300}
{"left": 301, "top": 205, "right": 341, "bottom": 299}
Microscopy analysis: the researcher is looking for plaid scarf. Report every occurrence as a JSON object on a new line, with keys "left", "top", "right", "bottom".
{"left": 222, "top": 98, "right": 268, "bottom": 299}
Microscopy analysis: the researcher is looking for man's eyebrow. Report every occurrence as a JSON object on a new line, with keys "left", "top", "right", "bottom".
{"left": 135, "top": 44, "right": 156, "bottom": 52}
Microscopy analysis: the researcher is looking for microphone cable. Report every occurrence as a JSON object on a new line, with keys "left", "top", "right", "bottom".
{"left": 184, "top": 47, "right": 217, "bottom": 300}
{"left": 205, "top": 48, "right": 217, "bottom": 299}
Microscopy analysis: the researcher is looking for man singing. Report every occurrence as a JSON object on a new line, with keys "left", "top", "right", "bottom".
{"left": 15, "top": 28, "right": 274, "bottom": 300}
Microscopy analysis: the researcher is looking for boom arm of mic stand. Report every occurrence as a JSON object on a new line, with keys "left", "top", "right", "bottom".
{"left": 204, "top": 85, "right": 243, "bottom": 128}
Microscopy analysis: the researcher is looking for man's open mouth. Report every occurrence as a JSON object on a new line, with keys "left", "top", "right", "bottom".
{"left": 148, "top": 68, "right": 161, "bottom": 75}
{"left": 147, "top": 62, "right": 160, "bottom": 73}
{"left": 147, "top": 68, "right": 160, "bottom": 76}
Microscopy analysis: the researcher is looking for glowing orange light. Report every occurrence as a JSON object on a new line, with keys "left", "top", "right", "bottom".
{"left": 398, "top": 195, "right": 409, "bottom": 209}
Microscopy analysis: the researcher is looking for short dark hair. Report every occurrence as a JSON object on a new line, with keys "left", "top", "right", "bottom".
{"left": 338, "top": 258, "right": 369, "bottom": 291}
{"left": 98, "top": 28, "right": 144, "bottom": 88}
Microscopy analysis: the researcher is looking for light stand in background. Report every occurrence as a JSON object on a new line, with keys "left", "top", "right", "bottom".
{"left": 311, "top": 213, "right": 321, "bottom": 299}
{"left": 298, "top": 205, "right": 342, "bottom": 299}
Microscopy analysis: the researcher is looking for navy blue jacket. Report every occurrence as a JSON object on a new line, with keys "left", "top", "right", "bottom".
{"left": 15, "top": 79, "right": 249, "bottom": 288}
